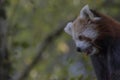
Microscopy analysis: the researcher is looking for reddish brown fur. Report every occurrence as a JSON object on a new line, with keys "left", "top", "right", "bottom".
{"left": 91, "top": 10, "right": 120, "bottom": 39}
{"left": 89, "top": 10, "right": 120, "bottom": 80}
{"left": 72, "top": 16, "right": 89, "bottom": 34}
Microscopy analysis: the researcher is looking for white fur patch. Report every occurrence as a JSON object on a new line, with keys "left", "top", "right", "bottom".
{"left": 81, "top": 27, "right": 98, "bottom": 40}
{"left": 75, "top": 40, "right": 90, "bottom": 50}
{"left": 73, "top": 27, "right": 99, "bottom": 55}
{"left": 64, "top": 22, "right": 73, "bottom": 35}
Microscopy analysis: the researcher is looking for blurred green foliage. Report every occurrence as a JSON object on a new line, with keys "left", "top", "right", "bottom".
{"left": 6, "top": 0, "right": 120, "bottom": 80}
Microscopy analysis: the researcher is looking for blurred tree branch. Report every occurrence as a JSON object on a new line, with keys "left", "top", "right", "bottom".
{"left": 13, "top": 21, "right": 67, "bottom": 80}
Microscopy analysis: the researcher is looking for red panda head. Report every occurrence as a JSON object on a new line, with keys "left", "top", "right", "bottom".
{"left": 64, "top": 5, "right": 101, "bottom": 55}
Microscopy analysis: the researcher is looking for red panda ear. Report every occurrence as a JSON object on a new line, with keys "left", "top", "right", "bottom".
{"left": 64, "top": 22, "right": 73, "bottom": 35}
{"left": 80, "top": 5, "right": 101, "bottom": 22}
{"left": 80, "top": 5, "right": 94, "bottom": 19}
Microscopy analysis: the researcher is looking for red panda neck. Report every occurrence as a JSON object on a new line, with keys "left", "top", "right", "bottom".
{"left": 93, "top": 11, "right": 120, "bottom": 39}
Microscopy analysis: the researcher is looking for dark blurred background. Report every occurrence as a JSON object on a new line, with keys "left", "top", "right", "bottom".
{"left": 1, "top": 0, "right": 120, "bottom": 80}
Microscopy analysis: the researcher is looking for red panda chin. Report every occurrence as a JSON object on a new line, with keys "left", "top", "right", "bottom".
{"left": 85, "top": 47, "right": 93, "bottom": 55}
{"left": 83, "top": 46, "right": 99, "bottom": 56}
{"left": 82, "top": 46, "right": 93, "bottom": 55}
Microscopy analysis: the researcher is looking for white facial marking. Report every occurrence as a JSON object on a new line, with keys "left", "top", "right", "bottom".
{"left": 73, "top": 27, "right": 99, "bottom": 55}
{"left": 75, "top": 40, "right": 90, "bottom": 50}
{"left": 82, "top": 27, "right": 98, "bottom": 40}
{"left": 64, "top": 22, "right": 73, "bottom": 35}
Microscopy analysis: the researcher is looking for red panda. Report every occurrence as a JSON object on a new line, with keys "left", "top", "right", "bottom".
{"left": 64, "top": 5, "right": 120, "bottom": 80}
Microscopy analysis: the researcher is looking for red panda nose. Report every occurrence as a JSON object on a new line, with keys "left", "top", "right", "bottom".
{"left": 76, "top": 47, "right": 82, "bottom": 52}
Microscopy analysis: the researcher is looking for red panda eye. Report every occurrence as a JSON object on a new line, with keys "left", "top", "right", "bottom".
{"left": 78, "top": 36, "right": 84, "bottom": 40}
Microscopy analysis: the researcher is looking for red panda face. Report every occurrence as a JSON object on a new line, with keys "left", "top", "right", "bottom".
{"left": 64, "top": 5, "right": 100, "bottom": 55}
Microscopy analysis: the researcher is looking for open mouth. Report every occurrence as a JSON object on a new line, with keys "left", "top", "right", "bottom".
{"left": 85, "top": 47, "right": 93, "bottom": 55}
{"left": 76, "top": 46, "right": 97, "bottom": 55}
{"left": 83, "top": 46, "right": 93, "bottom": 55}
